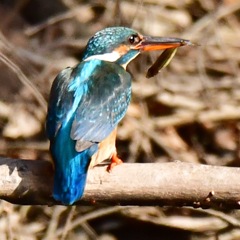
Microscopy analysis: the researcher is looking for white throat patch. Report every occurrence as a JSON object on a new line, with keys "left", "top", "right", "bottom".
{"left": 83, "top": 51, "right": 121, "bottom": 62}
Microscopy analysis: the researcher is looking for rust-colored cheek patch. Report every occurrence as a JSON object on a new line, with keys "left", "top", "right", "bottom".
{"left": 114, "top": 44, "right": 130, "bottom": 56}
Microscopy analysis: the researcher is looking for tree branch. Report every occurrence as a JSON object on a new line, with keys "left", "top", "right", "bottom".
{"left": 1, "top": 156, "right": 240, "bottom": 209}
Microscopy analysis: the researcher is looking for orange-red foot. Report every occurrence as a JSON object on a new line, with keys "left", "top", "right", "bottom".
{"left": 107, "top": 153, "right": 123, "bottom": 172}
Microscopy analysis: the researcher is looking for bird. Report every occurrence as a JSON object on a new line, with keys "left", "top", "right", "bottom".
{"left": 46, "top": 26, "right": 190, "bottom": 205}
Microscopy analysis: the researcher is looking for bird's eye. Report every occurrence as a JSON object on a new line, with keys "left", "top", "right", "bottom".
{"left": 128, "top": 34, "right": 141, "bottom": 45}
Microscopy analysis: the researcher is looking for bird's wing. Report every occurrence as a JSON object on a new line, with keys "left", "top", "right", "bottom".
{"left": 46, "top": 59, "right": 132, "bottom": 152}
{"left": 46, "top": 67, "right": 74, "bottom": 141}
{"left": 71, "top": 59, "right": 132, "bottom": 151}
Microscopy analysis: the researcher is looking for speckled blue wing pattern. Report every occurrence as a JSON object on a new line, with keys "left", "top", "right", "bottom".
{"left": 46, "top": 59, "right": 132, "bottom": 152}
{"left": 46, "top": 58, "right": 132, "bottom": 204}
{"left": 70, "top": 59, "right": 132, "bottom": 151}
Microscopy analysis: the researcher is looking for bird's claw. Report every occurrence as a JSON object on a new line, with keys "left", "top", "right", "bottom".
{"left": 107, "top": 153, "right": 123, "bottom": 172}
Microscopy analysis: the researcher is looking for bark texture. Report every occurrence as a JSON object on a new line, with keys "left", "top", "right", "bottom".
{"left": 1, "top": 156, "right": 240, "bottom": 209}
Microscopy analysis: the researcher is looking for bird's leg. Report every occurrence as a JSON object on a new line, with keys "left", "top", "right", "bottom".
{"left": 107, "top": 152, "right": 123, "bottom": 172}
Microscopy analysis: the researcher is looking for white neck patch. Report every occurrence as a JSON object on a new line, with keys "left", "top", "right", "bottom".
{"left": 83, "top": 51, "right": 121, "bottom": 62}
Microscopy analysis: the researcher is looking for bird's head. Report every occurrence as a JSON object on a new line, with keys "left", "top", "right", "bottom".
{"left": 82, "top": 27, "right": 190, "bottom": 68}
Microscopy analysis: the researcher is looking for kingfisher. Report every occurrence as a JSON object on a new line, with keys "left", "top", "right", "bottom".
{"left": 46, "top": 27, "right": 190, "bottom": 205}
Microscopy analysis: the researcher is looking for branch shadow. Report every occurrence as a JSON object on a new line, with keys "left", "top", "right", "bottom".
{"left": 0, "top": 157, "right": 55, "bottom": 205}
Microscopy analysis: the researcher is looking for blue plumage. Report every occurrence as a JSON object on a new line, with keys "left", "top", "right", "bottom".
{"left": 46, "top": 26, "right": 188, "bottom": 205}
{"left": 46, "top": 58, "right": 132, "bottom": 205}
{"left": 50, "top": 118, "right": 97, "bottom": 205}
{"left": 82, "top": 27, "right": 137, "bottom": 60}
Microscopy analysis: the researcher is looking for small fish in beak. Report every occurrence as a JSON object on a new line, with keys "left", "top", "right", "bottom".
{"left": 144, "top": 39, "right": 194, "bottom": 78}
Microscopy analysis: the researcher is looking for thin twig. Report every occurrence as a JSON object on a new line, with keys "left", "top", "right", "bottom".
{"left": 182, "top": 1, "right": 240, "bottom": 38}
{"left": 43, "top": 206, "right": 66, "bottom": 240}
{"left": 0, "top": 52, "right": 47, "bottom": 112}
{"left": 56, "top": 206, "right": 129, "bottom": 237}
{"left": 192, "top": 208, "right": 240, "bottom": 228}
{"left": 60, "top": 206, "right": 76, "bottom": 240}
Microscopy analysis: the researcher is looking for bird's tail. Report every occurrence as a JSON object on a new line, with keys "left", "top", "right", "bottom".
{"left": 50, "top": 125, "right": 97, "bottom": 205}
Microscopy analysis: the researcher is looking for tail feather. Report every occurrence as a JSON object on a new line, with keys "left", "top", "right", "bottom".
{"left": 53, "top": 149, "right": 87, "bottom": 205}
{"left": 51, "top": 124, "right": 97, "bottom": 205}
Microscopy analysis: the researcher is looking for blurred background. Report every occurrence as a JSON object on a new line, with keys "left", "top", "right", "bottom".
{"left": 0, "top": 0, "right": 239, "bottom": 239}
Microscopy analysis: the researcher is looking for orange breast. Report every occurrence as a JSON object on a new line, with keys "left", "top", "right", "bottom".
{"left": 89, "top": 128, "right": 117, "bottom": 168}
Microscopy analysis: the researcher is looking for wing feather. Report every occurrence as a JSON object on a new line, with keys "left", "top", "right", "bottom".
{"left": 71, "top": 60, "right": 132, "bottom": 151}
{"left": 46, "top": 59, "right": 132, "bottom": 152}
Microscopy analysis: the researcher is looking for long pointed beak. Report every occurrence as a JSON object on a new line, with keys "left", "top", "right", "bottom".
{"left": 134, "top": 36, "right": 192, "bottom": 51}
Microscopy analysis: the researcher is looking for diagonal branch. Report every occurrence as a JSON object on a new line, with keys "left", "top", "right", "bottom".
{"left": 1, "top": 156, "right": 240, "bottom": 209}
